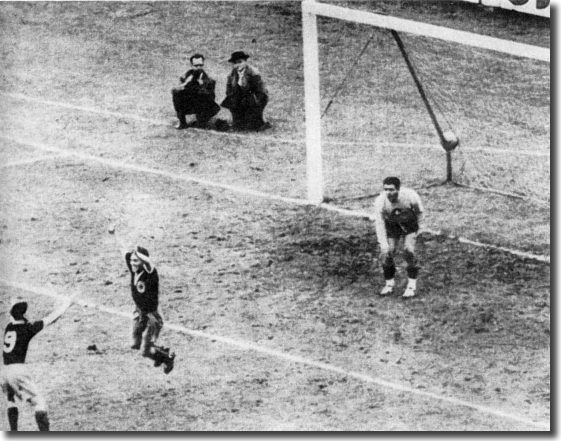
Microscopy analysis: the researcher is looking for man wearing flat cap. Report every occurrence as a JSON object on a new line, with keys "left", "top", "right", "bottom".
{"left": 221, "top": 51, "right": 270, "bottom": 131}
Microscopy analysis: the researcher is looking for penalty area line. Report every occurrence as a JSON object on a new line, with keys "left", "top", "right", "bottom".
{"left": 0, "top": 134, "right": 550, "bottom": 264}
{"left": 0, "top": 277, "right": 550, "bottom": 431}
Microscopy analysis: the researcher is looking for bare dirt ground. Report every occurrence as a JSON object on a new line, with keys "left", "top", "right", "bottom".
{"left": 0, "top": 1, "right": 550, "bottom": 431}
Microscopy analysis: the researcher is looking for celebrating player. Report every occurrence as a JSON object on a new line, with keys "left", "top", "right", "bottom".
{"left": 125, "top": 246, "right": 175, "bottom": 374}
{"left": 2, "top": 294, "right": 77, "bottom": 431}
{"left": 373, "top": 176, "right": 424, "bottom": 298}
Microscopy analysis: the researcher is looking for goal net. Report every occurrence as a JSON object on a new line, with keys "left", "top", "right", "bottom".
{"left": 302, "top": 0, "right": 550, "bottom": 205}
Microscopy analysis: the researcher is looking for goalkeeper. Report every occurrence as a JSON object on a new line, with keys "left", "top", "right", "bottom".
{"left": 372, "top": 176, "right": 424, "bottom": 298}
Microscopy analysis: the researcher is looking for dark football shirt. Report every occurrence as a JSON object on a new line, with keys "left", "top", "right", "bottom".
{"left": 3, "top": 320, "right": 44, "bottom": 365}
{"left": 125, "top": 253, "right": 159, "bottom": 313}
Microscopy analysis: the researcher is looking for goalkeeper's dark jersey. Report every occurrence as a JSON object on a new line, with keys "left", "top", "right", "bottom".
{"left": 3, "top": 320, "right": 44, "bottom": 365}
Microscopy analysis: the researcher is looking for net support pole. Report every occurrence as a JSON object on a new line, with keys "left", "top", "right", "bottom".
{"left": 391, "top": 31, "right": 445, "bottom": 143}
{"left": 391, "top": 30, "right": 453, "bottom": 183}
{"left": 302, "top": 0, "right": 324, "bottom": 204}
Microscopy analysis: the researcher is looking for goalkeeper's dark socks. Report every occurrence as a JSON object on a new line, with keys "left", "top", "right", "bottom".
{"left": 383, "top": 264, "right": 396, "bottom": 280}
{"left": 35, "top": 410, "right": 50, "bottom": 431}
{"left": 406, "top": 265, "right": 419, "bottom": 279}
{"left": 8, "top": 407, "right": 18, "bottom": 431}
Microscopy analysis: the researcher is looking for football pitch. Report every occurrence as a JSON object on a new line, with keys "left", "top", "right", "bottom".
{"left": 0, "top": 1, "right": 550, "bottom": 431}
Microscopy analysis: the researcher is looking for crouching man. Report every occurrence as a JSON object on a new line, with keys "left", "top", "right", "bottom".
{"left": 221, "top": 51, "right": 270, "bottom": 131}
{"left": 373, "top": 176, "right": 424, "bottom": 298}
{"left": 171, "top": 53, "right": 220, "bottom": 129}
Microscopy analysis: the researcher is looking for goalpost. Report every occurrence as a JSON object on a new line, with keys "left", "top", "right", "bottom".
{"left": 301, "top": 0, "right": 550, "bottom": 204}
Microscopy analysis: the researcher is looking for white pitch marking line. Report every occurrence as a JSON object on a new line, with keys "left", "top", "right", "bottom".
{"left": 0, "top": 277, "right": 549, "bottom": 430}
{"left": 0, "top": 134, "right": 550, "bottom": 264}
{"left": 322, "top": 205, "right": 550, "bottom": 263}
{"left": 0, "top": 135, "right": 315, "bottom": 206}
{"left": 2, "top": 92, "right": 549, "bottom": 157}
{"left": 0, "top": 153, "right": 69, "bottom": 169}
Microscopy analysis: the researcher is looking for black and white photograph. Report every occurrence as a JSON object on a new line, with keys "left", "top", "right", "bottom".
{"left": 0, "top": 0, "right": 550, "bottom": 431}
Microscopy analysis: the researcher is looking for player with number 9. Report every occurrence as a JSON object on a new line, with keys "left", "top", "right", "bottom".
{"left": 2, "top": 294, "right": 77, "bottom": 431}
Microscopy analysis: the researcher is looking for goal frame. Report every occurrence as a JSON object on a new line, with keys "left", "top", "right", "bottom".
{"left": 301, "top": 0, "right": 550, "bottom": 204}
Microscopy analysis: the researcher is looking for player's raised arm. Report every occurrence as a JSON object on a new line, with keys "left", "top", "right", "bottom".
{"left": 107, "top": 224, "right": 129, "bottom": 258}
{"left": 125, "top": 251, "right": 133, "bottom": 273}
{"left": 41, "top": 293, "right": 78, "bottom": 327}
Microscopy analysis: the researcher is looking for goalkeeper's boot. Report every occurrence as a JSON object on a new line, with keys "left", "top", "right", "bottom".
{"left": 379, "top": 280, "right": 395, "bottom": 296}
{"left": 402, "top": 285, "right": 416, "bottom": 298}
{"left": 163, "top": 352, "right": 176, "bottom": 375}
{"left": 402, "top": 278, "right": 417, "bottom": 298}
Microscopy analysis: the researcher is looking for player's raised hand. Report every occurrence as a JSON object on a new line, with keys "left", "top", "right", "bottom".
{"left": 108, "top": 223, "right": 128, "bottom": 257}
{"left": 42, "top": 293, "right": 77, "bottom": 327}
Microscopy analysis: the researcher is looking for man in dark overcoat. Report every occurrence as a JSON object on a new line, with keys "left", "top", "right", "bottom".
{"left": 221, "top": 51, "right": 270, "bottom": 131}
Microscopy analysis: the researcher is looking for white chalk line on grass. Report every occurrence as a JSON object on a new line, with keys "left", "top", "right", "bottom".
{"left": 0, "top": 134, "right": 310, "bottom": 204}
{"left": 0, "top": 278, "right": 549, "bottom": 431}
{"left": 0, "top": 134, "right": 550, "bottom": 264}
{"left": 2, "top": 92, "right": 549, "bottom": 157}
{"left": 318, "top": 205, "right": 550, "bottom": 263}
{"left": 0, "top": 153, "right": 70, "bottom": 169}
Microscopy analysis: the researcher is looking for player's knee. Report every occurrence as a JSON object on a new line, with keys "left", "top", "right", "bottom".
{"left": 141, "top": 337, "right": 155, "bottom": 356}
{"left": 379, "top": 251, "right": 388, "bottom": 263}
{"left": 147, "top": 316, "right": 159, "bottom": 330}
{"left": 380, "top": 252, "right": 394, "bottom": 267}
{"left": 147, "top": 316, "right": 163, "bottom": 336}
{"left": 144, "top": 325, "right": 160, "bottom": 342}
{"left": 132, "top": 319, "right": 145, "bottom": 333}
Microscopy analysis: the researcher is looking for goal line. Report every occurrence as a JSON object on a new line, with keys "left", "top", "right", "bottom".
{"left": 0, "top": 134, "right": 550, "bottom": 264}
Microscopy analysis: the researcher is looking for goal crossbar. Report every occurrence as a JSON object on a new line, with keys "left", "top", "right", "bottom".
{"left": 303, "top": 1, "right": 550, "bottom": 62}
{"left": 301, "top": 0, "right": 550, "bottom": 203}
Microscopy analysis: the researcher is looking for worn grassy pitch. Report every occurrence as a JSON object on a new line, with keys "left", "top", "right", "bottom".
{"left": 0, "top": 1, "right": 550, "bottom": 431}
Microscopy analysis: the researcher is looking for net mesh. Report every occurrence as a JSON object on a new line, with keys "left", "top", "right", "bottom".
{"left": 316, "top": 17, "right": 550, "bottom": 204}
